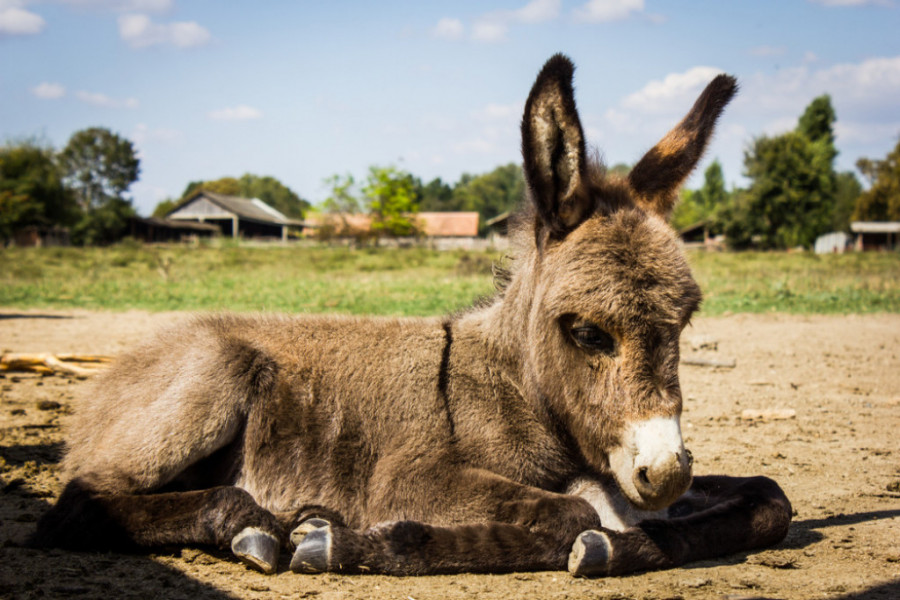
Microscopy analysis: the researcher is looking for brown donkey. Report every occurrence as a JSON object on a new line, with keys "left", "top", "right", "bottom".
{"left": 32, "top": 54, "right": 791, "bottom": 577}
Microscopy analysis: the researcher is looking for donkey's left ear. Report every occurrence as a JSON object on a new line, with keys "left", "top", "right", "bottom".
{"left": 628, "top": 74, "right": 738, "bottom": 219}
{"left": 522, "top": 54, "right": 592, "bottom": 239}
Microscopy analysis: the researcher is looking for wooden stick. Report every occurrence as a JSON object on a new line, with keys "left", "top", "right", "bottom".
{"left": 681, "top": 356, "right": 736, "bottom": 368}
{"left": 0, "top": 353, "right": 112, "bottom": 377}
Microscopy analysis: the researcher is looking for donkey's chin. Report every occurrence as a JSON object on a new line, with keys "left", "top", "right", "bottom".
{"left": 607, "top": 416, "right": 693, "bottom": 511}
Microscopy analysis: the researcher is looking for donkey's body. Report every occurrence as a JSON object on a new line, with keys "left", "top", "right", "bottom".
{"left": 34, "top": 55, "right": 791, "bottom": 577}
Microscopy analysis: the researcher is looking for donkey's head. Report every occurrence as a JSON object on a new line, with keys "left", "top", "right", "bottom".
{"left": 516, "top": 54, "right": 736, "bottom": 510}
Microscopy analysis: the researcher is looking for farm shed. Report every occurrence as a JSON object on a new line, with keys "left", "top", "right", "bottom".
{"left": 850, "top": 221, "right": 900, "bottom": 251}
{"left": 128, "top": 217, "right": 219, "bottom": 243}
{"left": 12, "top": 225, "right": 70, "bottom": 248}
{"left": 165, "top": 192, "right": 304, "bottom": 240}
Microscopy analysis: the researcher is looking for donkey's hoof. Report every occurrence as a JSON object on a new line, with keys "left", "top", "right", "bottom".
{"left": 231, "top": 527, "right": 280, "bottom": 574}
{"left": 568, "top": 530, "right": 612, "bottom": 577}
{"left": 289, "top": 518, "right": 331, "bottom": 548}
{"left": 290, "top": 525, "right": 332, "bottom": 573}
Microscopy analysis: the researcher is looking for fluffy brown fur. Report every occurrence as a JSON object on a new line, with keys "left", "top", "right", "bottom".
{"left": 32, "top": 54, "right": 789, "bottom": 577}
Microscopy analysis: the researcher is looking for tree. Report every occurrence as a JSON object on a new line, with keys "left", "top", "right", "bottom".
{"left": 238, "top": 174, "right": 310, "bottom": 219}
{"left": 853, "top": 138, "right": 900, "bottom": 222}
{"left": 180, "top": 177, "right": 241, "bottom": 199}
{"left": 720, "top": 96, "right": 838, "bottom": 249}
{"left": 322, "top": 173, "right": 361, "bottom": 216}
{"left": 151, "top": 198, "right": 178, "bottom": 218}
{"left": 673, "top": 159, "right": 729, "bottom": 234}
{"left": 362, "top": 166, "right": 419, "bottom": 237}
{"left": 59, "top": 128, "right": 139, "bottom": 245}
{"left": 451, "top": 163, "right": 524, "bottom": 234}
{"left": 0, "top": 140, "right": 77, "bottom": 242}
{"left": 832, "top": 171, "right": 862, "bottom": 232}
{"left": 416, "top": 177, "right": 456, "bottom": 212}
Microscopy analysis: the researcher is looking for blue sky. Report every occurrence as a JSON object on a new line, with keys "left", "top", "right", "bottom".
{"left": 3, "top": 0, "right": 899, "bottom": 216}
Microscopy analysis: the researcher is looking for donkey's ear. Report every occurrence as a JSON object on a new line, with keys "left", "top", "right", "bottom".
{"left": 628, "top": 74, "right": 738, "bottom": 219}
{"left": 522, "top": 54, "right": 592, "bottom": 238}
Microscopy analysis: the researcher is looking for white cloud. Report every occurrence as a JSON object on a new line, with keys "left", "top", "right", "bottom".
{"left": 513, "top": 0, "right": 561, "bottom": 22}
{"left": 31, "top": 82, "right": 66, "bottom": 99}
{"left": 118, "top": 13, "right": 211, "bottom": 48}
{"left": 621, "top": 66, "right": 723, "bottom": 114}
{"left": 440, "top": 0, "right": 561, "bottom": 44}
{"left": 432, "top": 17, "right": 463, "bottom": 40}
{"left": 573, "top": 0, "right": 644, "bottom": 23}
{"left": 0, "top": 3, "right": 45, "bottom": 35}
{"left": 208, "top": 105, "right": 263, "bottom": 121}
{"left": 75, "top": 90, "right": 139, "bottom": 108}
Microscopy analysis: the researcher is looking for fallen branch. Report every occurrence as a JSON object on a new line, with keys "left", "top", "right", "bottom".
{"left": 681, "top": 356, "right": 736, "bottom": 368}
{"left": 0, "top": 353, "right": 112, "bottom": 377}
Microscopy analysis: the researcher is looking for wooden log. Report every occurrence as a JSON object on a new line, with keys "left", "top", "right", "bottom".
{"left": 0, "top": 353, "right": 112, "bottom": 377}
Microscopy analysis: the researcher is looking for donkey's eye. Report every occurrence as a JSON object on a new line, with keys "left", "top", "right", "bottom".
{"left": 569, "top": 324, "right": 616, "bottom": 354}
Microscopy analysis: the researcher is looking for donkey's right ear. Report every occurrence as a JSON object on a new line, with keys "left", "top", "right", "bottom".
{"left": 522, "top": 54, "right": 592, "bottom": 239}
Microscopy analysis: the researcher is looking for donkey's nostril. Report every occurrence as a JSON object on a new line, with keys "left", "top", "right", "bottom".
{"left": 637, "top": 467, "right": 650, "bottom": 485}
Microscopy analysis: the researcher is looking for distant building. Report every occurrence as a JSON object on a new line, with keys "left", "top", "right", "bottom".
{"left": 166, "top": 191, "right": 305, "bottom": 240}
{"left": 850, "top": 221, "right": 900, "bottom": 251}
{"left": 12, "top": 225, "right": 70, "bottom": 248}
{"left": 814, "top": 231, "right": 852, "bottom": 254}
{"left": 306, "top": 212, "right": 482, "bottom": 248}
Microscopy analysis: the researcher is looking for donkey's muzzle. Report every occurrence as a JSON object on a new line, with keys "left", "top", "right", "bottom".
{"left": 608, "top": 416, "right": 693, "bottom": 511}
{"left": 631, "top": 448, "right": 693, "bottom": 510}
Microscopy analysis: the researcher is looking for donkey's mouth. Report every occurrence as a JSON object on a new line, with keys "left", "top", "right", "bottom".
{"left": 607, "top": 416, "right": 693, "bottom": 511}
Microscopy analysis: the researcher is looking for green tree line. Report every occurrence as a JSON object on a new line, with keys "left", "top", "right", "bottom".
{"left": 4, "top": 94, "right": 899, "bottom": 248}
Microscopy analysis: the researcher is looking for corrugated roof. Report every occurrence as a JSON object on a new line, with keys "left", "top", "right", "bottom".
{"left": 169, "top": 192, "right": 303, "bottom": 226}
{"left": 850, "top": 221, "right": 900, "bottom": 233}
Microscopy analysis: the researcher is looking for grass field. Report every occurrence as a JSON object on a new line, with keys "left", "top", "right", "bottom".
{"left": 1, "top": 243, "right": 898, "bottom": 316}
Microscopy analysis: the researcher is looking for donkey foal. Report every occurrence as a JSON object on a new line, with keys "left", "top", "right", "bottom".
{"left": 32, "top": 54, "right": 792, "bottom": 577}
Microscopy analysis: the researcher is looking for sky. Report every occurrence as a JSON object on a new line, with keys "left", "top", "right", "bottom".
{"left": 2, "top": 0, "right": 899, "bottom": 216}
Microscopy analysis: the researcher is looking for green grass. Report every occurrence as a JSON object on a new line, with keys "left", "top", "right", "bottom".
{"left": 687, "top": 250, "right": 900, "bottom": 315}
{"left": 1, "top": 243, "right": 898, "bottom": 316}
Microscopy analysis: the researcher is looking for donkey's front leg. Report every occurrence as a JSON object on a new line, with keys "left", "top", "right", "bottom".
{"left": 31, "top": 479, "right": 285, "bottom": 573}
{"left": 290, "top": 468, "right": 603, "bottom": 575}
{"left": 569, "top": 475, "right": 792, "bottom": 577}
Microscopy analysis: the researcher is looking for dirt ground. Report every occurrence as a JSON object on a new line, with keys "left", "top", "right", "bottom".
{"left": 1, "top": 309, "right": 898, "bottom": 600}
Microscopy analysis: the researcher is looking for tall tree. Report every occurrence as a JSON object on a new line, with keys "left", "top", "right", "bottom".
{"left": 451, "top": 163, "right": 524, "bottom": 234}
{"left": 59, "top": 127, "right": 139, "bottom": 245}
{"left": 362, "top": 166, "right": 419, "bottom": 237}
{"left": 0, "top": 140, "right": 76, "bottom": 242}
{"left": 853, "top": 138, "right": 900, "bottom": 222}
{"left": 721, "top": 96, "right": 838, "bottom": 249}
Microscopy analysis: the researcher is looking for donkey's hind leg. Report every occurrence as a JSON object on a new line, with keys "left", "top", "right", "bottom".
{"left": 32, "top": 479, "right": 284, "bottom": 572}
{"left": 33, "top": 325, "right": 285, "bottom": 572}
{"left": 569, "top": 475, "right": 792, "bottom": 577}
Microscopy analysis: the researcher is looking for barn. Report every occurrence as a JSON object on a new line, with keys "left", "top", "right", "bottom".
{"left": 165, "top": 191, "right": 304, "bottom": 240}
{"left": 850, "top": 221, "right": 900, "bottom": 251}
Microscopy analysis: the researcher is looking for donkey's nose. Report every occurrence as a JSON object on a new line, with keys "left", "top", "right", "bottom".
{"left": 631, "top": 450, "right": 693, "bottom": 509}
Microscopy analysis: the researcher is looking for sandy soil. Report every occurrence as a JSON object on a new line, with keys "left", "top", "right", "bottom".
{"left": 1, "top": 309, "right": 898, "bottom": 600}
